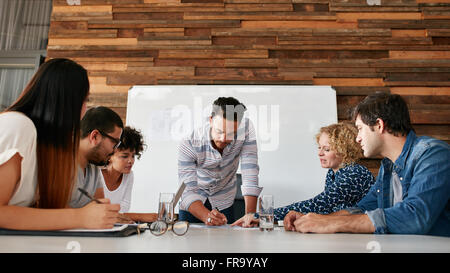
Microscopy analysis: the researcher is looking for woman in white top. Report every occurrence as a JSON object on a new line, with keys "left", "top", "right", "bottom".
{"left": 101, "top": 126, "right": 145, "bottom": 213}
{"left": 0, "top": 58, "right": 120, "bottom": 230}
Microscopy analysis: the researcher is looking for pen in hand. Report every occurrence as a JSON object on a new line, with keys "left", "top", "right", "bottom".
{"left": 213, "top": 206, "right": 227, "bottom": 224}
{"left": 78, "top": 188, "right": 102, "bottom": 204}
{"left": 77, "top": 188, "right": 135, "bottom": 224}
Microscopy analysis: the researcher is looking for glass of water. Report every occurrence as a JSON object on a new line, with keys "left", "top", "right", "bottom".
{"left": 149, "top": 192, "right": 190, "bottom": 236}
{"left": 258, "top": 194, "right": 274, "bottom": 231}
{"left": 158, "top": 193, "right": 174, "bottom": 223}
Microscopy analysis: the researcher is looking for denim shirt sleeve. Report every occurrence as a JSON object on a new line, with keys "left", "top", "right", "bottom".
{"left": 366, "top": 208, "right": 388, "bottom": 234}
{"left": 349, "top": 172, "right": 384, "bottom": 232}
{"left": 356, "top": 173, "right": 382, "bottom": 213}
{"left": 344, "top": 207, "right": 364, "bottom": 214}
{"left": 372, "top": 144, "right": 450, "bottom": 235}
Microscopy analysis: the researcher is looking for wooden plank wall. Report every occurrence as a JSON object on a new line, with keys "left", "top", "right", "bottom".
{"left": 47, "top": 0, "right": 450, "bottom": 176}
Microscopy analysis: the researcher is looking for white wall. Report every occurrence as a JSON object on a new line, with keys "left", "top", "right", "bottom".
{"left": 126, "top": 85, "right": 337, "bottom": 213}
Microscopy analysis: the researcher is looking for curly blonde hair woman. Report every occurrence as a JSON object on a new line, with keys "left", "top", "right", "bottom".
{"left": 232, "top": 122, "right": 375, "bottom": 228}
{"left": 316, "top": 122, "right": 363, "bottom": 169}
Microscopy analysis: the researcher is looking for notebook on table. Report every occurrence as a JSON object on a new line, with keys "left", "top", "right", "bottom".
{"left": 0, "top": 224, "right": 144, "bottom": 237}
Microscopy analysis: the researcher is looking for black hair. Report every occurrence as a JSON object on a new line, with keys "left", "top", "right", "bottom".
{"left": 117, "top": 126, "right": 146, "bottom": 159}
{"left": 80, "top": 106, "right": 124, "bottom": 138}
{"left": 211, "top": 97, "right": 247, "bottom": 123}
{"left": 6, "top": 58, "right": 89, "bottom": 208}
{"left": 352, "top": 92, "right": 414, "bottom": 136}
{"left": 8, "top": 58, "right": 89, "bottom": 148}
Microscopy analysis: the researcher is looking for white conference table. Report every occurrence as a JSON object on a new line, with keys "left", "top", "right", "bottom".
{"left": 1, "top": 224, "right": 449, "bottom": 253}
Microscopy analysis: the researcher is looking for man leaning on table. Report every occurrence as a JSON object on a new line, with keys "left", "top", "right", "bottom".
{"left": 284, "top": 92, "right": 450, "bottom": 237}
{"left": 178, "top": 97, "right": 262, "bottom": 226}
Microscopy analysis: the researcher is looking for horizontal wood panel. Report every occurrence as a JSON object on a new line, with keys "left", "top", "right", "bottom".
{"left": 269, "top": 50, "right": 389, "bottom": 59}
{"left": 336, "top": 12, "right": 422, "bottom": 22}
{"left": 155, "top": 58, "right": 224, "bottom": 67}
{"left": 241, "top": 20, "right": 358, "bottom": 28}
{"left": 389, "top": 51, "right": 450, "bottom": 59}
{"left": 88, "top": 19, "right": 241, "bottom": 28}
{"left": 49, "top": 29, "right": 118, "bottom": 38}
{"left": 195, "top": 67, "right": 282, "bottom": 80}
{"left": 159, "top": 49, "right": 268, "bottom": 58}
{"left": 48, "top": 51, "right": 159, "bottom": 65}
{"left": 358, "top": 19, "right": 450, "bottom": 29}
{"left": 390, "top": 87, "right": 450, "bottom": 95}
{"left": 48, "top": 38, "right": 137, "bottom": 46}
{"left": 184, "top": 11, "right": 337, "bottom": 20}
{"left": 225, "top": 4, "right": 294, "bottom": 12}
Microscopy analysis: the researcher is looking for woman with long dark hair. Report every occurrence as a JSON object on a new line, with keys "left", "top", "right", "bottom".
{"left": 0, "top": 58, "right": 120, "bottom": 230}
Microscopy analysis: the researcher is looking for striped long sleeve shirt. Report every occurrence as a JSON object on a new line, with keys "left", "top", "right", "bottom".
{"left": 178, "top": 118, "right": 262, "bottom": 211}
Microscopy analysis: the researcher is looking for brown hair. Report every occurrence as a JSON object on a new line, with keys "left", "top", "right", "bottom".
{"left": 352, "top": 92, "right": 413, "bottom": 136}
{"left": 315, "top": 122, "right": 363, "bottom": 168}
{"left": 7, "top": 58, "right": 89, "bottom": 208}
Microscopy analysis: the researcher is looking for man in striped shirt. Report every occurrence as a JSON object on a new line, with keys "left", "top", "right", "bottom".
{"left": 178, "top": 97, "right": 262, "bottom": 226}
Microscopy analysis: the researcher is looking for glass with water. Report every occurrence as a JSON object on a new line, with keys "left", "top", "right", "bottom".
{"left": 150, "top": 192, "right": 189, "bottom": 236}
{"left": 158, "top": 193, "right": 174, "bottom": 223}
{"left": 258, "top": 194, "right": 274, "bottom": 231}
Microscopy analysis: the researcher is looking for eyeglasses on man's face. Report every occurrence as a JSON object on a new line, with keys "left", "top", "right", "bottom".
{"left": 98, "top": 130, "right": 121, "bottom": 149}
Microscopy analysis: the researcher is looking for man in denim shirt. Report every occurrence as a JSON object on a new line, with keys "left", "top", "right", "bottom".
{"left": 284, "top": 92, "right": 450, "bottom": 236}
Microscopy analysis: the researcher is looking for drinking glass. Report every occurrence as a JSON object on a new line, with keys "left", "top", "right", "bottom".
{"left": 158, "top": 193, "right": 174, "bottom": 223}
{"left": 258, "top": 194, "right": 274, "bottom": 231}
{"left": 150, "top": 192, "right": 189, "bottom": 236}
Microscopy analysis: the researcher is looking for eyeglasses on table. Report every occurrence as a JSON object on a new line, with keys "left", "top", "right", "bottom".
{"left": 147, "top": 220, "right": 189, "bottom": 236}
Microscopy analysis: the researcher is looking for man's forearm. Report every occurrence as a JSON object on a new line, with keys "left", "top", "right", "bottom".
{"left": 293, "top": 212, "right": 375, "bottom": 234}
{"left": 334, "top": 214, "right": 375, "bottom": 233}
{"left": 188, "top": 200, "right": 210, "bottom": 223}
{"left": 329, "top": 210, "right": 351, "bottom": 216}
{"left": 125, "top": 213, "right": 158, "bottom": 223}
{"left": 244, "top": 195, "right": 257, "bottom": 214}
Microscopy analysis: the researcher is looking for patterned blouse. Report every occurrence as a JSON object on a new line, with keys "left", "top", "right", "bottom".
{"left": 271, "top": 163, "right": 375, "bottom": 221}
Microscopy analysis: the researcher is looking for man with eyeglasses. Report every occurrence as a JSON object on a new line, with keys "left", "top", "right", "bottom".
{"left": 70, "top": 106, "right": 124, "bottom": 208}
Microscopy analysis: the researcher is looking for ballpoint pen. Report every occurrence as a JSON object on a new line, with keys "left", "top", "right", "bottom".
{"left": 213, "top": 206, "right": 227, "bottom": 224}
{"left": 207, "top": 207, "right": 218, "bottom": 224}
{"left": 77, "top": 188, "right": 135, "bottom": 224}
{"left": 78, "top": 188, "right": 102, "bottom": 204}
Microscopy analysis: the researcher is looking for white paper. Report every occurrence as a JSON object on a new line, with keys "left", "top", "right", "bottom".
{"left": 189, "top": 224, "right": 259, "bottom": 230}
{"left": 59, "top": 224, "right": 128, "bottom": 232}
